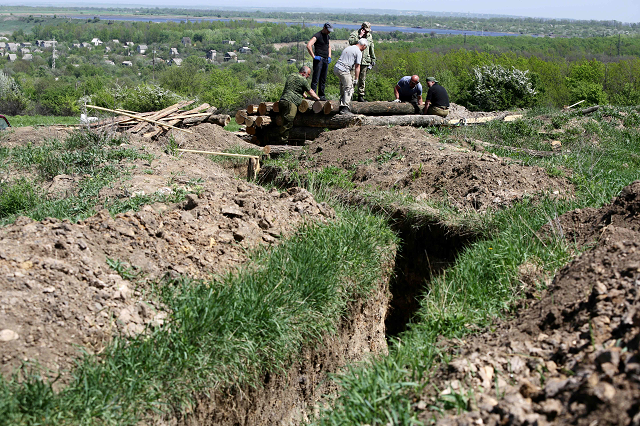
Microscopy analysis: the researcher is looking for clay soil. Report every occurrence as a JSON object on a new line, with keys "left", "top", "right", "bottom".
{"left": 417, "top": 181, "right": 640, "bottom": 425}
{"left": 302, "top": 122, "right": 572, "bottom": 212}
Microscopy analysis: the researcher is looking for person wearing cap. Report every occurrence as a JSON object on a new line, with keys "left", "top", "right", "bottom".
{"left": 423, "top": 77, "right": 450, "bottom": 117}
{"left": 393, "top": 75, "right": 423, "bottom": 113}
{"left": 348, "top": 22, "right": 376, "bottom": 102}
{"left": 306, "top": 23, "right": 333, "bottom": 101}
{"left": 275, "top": 66, "right": 320, "bottom": 144}
{"left": 333, "top": 39, "right": 368, "bottom": 114}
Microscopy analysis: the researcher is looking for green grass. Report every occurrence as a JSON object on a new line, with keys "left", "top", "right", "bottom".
{"left": 312, "top": 106, "right": 640, "bottom": 424}
{"left": 0, "top": 129, "right": 186, "bottom": 225}
{"left": 5, "top": 115, "right": 79, "bottom": 127}
{"left": 0, "top": 205, "right": 397, "bottom": 425}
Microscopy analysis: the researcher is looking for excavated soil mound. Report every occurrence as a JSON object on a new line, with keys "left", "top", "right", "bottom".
{"left": 0, "top": 124, "right": 335, "bottom": 379}
{"left": 0, "top": 125, "right": 70, "bottom": 148}
{"left": 304, "top": 126, "right": 572, "bottom": 211}
{"left": 418, "top": 181, "right": 640, "bottom": 425}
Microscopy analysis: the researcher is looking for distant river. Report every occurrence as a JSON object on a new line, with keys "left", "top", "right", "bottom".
{"left": 63, "top": 14, "right": 523, "bottom": 37}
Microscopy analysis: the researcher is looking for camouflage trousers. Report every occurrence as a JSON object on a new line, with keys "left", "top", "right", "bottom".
{"left": 350, "top": 65, "right": 369, "bottom": 98}
{"left": 276, "top": 99, "right": 297, "bottom": 144}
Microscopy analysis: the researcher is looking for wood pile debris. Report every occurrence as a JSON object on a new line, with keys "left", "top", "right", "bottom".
{"left": 86, "top": 101, "right": 231, "bottom": 139}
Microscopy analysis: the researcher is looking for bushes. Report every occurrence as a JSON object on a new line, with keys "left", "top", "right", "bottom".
{"left": 461, "top": 64, "right": 540, "bottom": 111}
{"left": 0, "top": 71, "right": 29, "bottom": 115}
{"left": 89, "top": 83, "right": 185, "bottom": 112}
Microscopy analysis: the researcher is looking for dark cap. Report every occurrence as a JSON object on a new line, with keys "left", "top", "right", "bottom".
{"left": 426, "top": 76, "right": 438, "bottom": 83}
{"left": 323, "top": 22, "right": 333, "bottom": 32}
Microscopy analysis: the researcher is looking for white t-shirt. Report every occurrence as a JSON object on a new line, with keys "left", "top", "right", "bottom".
{"left": 335, "top": 45, "right": 363, "bottom": 73}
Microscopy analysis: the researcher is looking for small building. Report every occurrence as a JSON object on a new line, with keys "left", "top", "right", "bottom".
{"left": 181, "top": 37, "right": 191, "bottom": 47}
{"left": 0, "top": 42, "right": 6, "bottom": 49}
{"left": 104, "top": 60, "right": 115, "bottom": 66}
{"left": 122, "top": 61, "right": 133, "bottom": 67}
{"left": 91, "top": 38, "right": 103, "bottom": 46}
{"left": 206, "top": 49, "right": 217, "bottom": 62}
{"left": 72, "top": 43, "right": 81, "bottom": 48}
{"left": 238, "top": 46, "right": 251, "bottom": 54}
{"left": 287, "top": 58, "right": 297, "bottom": 64}
{"left": 168, "top": 57, "right": 182, "bottom": 66}
{"left": 20, "top": 48, "right": 30, "bottom": 54}
{"left": 7, "top": 54, "right": 16, "bottom": 62}
{"left": 0, "top": 36, "right": 8, "bottom": 41}
{"left": 81, "top": 42, "right": 93, "bottom": 49}
{"left": 104, "top": 46, "right": 111, "bottom": 53}
{"left": 7, "top": 43, "right": 18, "bottom": 52}
{"left": 137, "top": 44, "right": 147, "bottom": 54}
{"left": 126, "top": 42, "right": 134, "bottom": 47}
{"left": 223, "top": 52, "right": 237, "bottom": 62}
{"left": 22, "top": 54, "right": 32, "bottom": 61}
{"left": 112, "top": 39, "right": 120, "bottom": 44}
{"left": 170, "top": 47, "right": 179, "bottom": 56}
{"left": 41, "top": 40, "right": 56, "bottom": 49}
{"left": 222, "top": 40, "right": 236, "bottom": 45}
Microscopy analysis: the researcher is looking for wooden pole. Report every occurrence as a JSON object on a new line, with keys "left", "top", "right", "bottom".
{"left": 298, "top": 99, "right": 315, "bottom": 113}
{"left": 176, "top": 149, "right": 259, "bottom": 160}
{"left": 85, "top": 105, "right": 193, "bottom": 134}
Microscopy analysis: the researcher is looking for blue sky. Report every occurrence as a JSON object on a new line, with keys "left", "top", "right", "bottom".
{"left": 6, "top": 0, "right": 640, "bottom": 23}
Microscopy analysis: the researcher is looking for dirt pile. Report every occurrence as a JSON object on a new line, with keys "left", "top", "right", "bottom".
{"left": 418, "top": 181, "right": 640, "bottom": 425}
{"left": 0, "top": 124, "right": 335, "bottom": 379}
{"left": 304, "top": 126, "right": 572, "bottom": 211}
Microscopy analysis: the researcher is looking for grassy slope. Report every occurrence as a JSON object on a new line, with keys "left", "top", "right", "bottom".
{"left": 0, "top": 131, "right": 397, "bottom": 424}
{"left": 313, "top": 105, "right": 640, "bottom": 424}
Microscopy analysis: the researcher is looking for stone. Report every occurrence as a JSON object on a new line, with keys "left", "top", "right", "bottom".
{"left": 539, "top": 398, "right": 563, "bottom": 418}
{"left": 221, "top": 205, "right": 244, "bottom": 218}
{"left": 0, "top": 329, "right": 19, "bottom": 342}
{"left": 544, "top": 378, "right": 569, "bottom": 398}
{"left": 594, "top": 382, "right": 616, "bottom": 402}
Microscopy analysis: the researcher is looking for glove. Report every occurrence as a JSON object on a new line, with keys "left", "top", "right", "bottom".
{"left": 392, "top": 99, "right": 401, "bottom": 103}
{"left": 314, "top": 55, "right": 321, "bottom": 61}
{"left": 327, "top": 57, "right": 332, "bottom": 63}
{"left": 367, "top": 64, "right": 373, "bottom": 70}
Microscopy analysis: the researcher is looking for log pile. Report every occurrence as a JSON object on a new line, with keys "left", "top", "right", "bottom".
{"left": 87, "top": 101, "right": 231, "bottom": 138}
{"left": 236, "top": 100, "right": 435, "bottom": 145}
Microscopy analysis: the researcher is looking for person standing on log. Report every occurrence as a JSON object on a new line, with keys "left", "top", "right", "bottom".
{"left": 276, "top": 66, "right": 320, "bottom": 144}
{"left": 348, "top": 22, "right": 376, "bottom": 102}
{"left": 306, "top": 23, "right": 333, "bottom": 101}
{"left": 393, "top": 75, "right": 423, "bottom": 113}
{"left": 423, "top": 77, "right": 450, "bottom": 117}
{"left": 333, "top": 39, "right": 368, "bottom": 115}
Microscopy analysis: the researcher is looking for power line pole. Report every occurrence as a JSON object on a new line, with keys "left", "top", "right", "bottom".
{"left": 52, "top": 38, "right": 56, "bottom": 69}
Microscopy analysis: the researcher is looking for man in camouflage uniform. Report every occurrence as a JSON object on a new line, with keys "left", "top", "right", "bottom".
{"left": 348, "top": 22, "right": 376, "bottom": 102}
{"left": 275, "top": 66, "right": 320, "bottom": 144}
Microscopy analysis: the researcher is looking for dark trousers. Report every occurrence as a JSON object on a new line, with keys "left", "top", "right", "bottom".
{"left": 400, "top": 92, "right": 421, "bottom": 114}
{"left": 311, "top": 58, "right": 328, "bottom": 97}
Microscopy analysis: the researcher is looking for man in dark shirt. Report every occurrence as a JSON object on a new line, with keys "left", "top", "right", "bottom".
{"left": 423, "top": 76, "right": 450, "bottom": 117}
{"left": 306, "top": 23, "right": 333, "bottom": 101}
{"left": 276, "top": 66, "right": 320, "bottom": 144}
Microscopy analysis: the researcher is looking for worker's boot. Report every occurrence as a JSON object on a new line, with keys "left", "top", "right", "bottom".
{"left": 339, "top": 106, "right": 352, "bottom": 115}
{"left": 357, "top": 95, "right": 365, "bottom": 102}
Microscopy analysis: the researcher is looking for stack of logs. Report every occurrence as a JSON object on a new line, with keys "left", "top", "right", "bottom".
{"left": 88, "top": 101, "right": 231, "bottom": 138}
{"left": 236, "top": 100, "right": 447, "bottom": 145}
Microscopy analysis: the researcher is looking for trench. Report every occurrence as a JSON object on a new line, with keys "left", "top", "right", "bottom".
{"left": 384, "top": 210, "right": 478, "bottom": 337}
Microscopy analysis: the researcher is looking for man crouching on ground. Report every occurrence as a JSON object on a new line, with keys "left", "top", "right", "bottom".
{"left": 276, "top": 66, "right": 320, "bottom": 144}
{"left": 333, "top": 39, "right": 368, "bottom": 115}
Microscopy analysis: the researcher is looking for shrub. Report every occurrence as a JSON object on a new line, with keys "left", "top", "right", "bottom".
{"left": 461, "top": 64, "right": 540, "bottom": 111}
{"left": 0, "top": 71, "right": 29, "bottom": 115}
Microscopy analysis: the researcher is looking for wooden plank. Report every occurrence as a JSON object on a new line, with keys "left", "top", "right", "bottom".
{"left": 85, "top": 105, "right": 193, "bottom": 133}
{"left": 176, "top": 149, "right": 259, "bottom": 160}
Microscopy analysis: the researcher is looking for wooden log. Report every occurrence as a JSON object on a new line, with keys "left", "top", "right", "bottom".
{"left": 85, "top": 105, "right": 193, "bottom": 133}
{"left": 323, "top": 100, "right": 339, "bottom": 114}
{"left": 205, "top": 114, "right": 231, "bottom": 127}
{"left": 247, "top": 104, "right": 260, "bottom": 115}
{"left": 246, "top": 126, "right": 257, "bottom": 135}
{"left": 272, "top": 102, "right": 280, "bottom": 113}
{"left": 292, "top": 113, "right": 363, "bottom": 129}
{"left": 235, "top": 110, "right": 248, "bottom": 125}
{"left": 244, "top": 115, "right": 256, "bottom": 127}
{"left": 258, "top": 102, "right": 277, "bottom": 115}
{"left": 350, "top": 101, "right": 417, "bottom": 115}
{"left": 361, "top": 115, "right": 446, "bottom": 127}
{"left": 313, "top": 100, "right": 327, "bottom": 114}
{"left": 581, "top": 105, "right": 600, "bottom": 115}
{"left": 298, "top": 99, "right": 315, "bottom": 113}
{"left": 255, "top": 116, "right": 272, "bottom": 127}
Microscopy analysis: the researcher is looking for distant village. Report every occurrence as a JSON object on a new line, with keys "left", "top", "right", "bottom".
{"left": 0, "top": 35, "right": 275, "bottom": 66}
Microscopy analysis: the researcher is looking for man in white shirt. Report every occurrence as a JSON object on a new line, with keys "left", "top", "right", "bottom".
{"left": 332, "top": 39, "right": 368, "bottom": 114}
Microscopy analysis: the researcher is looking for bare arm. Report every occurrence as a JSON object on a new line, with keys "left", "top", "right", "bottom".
{"left": 306, "top": 37, "right": 317, "bottom": 58}
{"left": 418, "top": 95, "right": 423, "bottom": 105}
{"left": 328, "top": 42, "right": 331, "bottom": 60}
{"left": 354, "top": 64, "right": 361, "bottom": 81}
{"left": 422, "top": 99, "right": 430, "bottom": 113}
{"left": 307, "top": 89, "right": 320, "bottom": 101}
{"left": 394, "top": 85, "right": 401, "bottom": 99}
